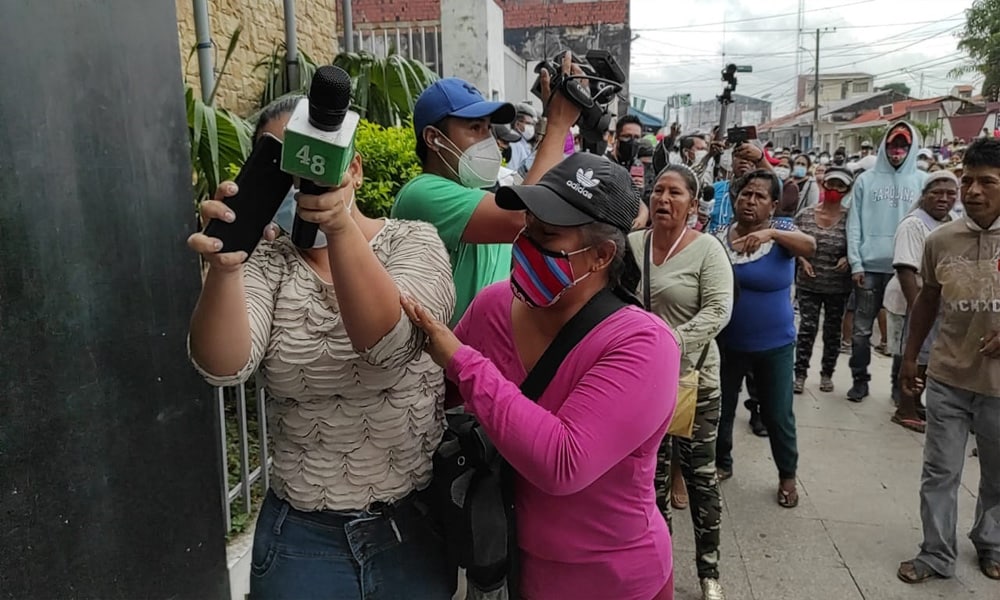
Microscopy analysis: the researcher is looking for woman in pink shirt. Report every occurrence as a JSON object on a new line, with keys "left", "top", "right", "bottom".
{"left": 404, "top": 154, "right": 680, "bottom": 600}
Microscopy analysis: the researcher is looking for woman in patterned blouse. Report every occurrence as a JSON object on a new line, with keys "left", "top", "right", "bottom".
{"left": 186, "top": 99, "right": 457, "bottom": 599}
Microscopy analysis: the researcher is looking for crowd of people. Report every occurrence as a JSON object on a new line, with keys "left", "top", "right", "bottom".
{"left": 184, "top": 53, "right": 1000, "bottom": 600}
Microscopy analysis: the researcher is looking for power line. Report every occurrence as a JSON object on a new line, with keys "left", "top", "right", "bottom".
{"left": 632, "top": 0, "right": 875, "bottom": 32}
{"left": 815, "top": 24, "right": 964, "bottom": 74}
{"left": 632, "top": 22, "right": 964, "bottom": 88}
{"left": 635, "top": 18, "right": 962, "bottom": 35}
{"left": 631, "top": 11, "right": 967, "bottom": 77}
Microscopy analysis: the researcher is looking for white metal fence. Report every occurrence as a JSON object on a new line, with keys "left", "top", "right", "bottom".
{"left": 216, "top": 373, "right": 271, "bottom": 533}
{"left": 351, "top": 23, "right": 443, "bottom": 76}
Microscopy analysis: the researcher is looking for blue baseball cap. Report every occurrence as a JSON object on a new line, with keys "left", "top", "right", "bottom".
{"left": 413, "top": 78, "right": 515, "bottom": 137}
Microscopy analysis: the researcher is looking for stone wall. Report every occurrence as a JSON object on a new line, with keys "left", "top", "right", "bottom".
{"left": 177, "top": 0, "right": 337, "bottom": 116}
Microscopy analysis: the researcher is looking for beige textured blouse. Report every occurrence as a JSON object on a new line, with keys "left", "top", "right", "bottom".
{"left": 192, "top": 219, "right": 456, "bottom": 512}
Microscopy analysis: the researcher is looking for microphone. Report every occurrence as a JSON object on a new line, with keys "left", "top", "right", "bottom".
{"left": 280, "top": 66, "right": 360, "bottom": 248}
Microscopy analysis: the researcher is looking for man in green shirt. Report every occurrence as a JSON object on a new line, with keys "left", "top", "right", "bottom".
{"left": 392, "top": 63, "right": 587, "bottom": 324}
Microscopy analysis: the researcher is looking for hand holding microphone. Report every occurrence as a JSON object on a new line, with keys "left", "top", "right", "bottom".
{"left": 294, "top": 170, "right": 362, "bottom": 238}
{"left": 281, "top": 66, "right": 360, "bottom": 248}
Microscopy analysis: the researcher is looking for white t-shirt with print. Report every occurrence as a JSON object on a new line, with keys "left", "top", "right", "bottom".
{"left": 883, "top": 211, "right": 947, "bottom": 314}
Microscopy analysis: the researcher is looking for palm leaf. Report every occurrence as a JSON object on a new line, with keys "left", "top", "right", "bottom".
{"left": 186, "top": 85, "right": 253, "bottom": 203}
{"left": 209, "top": 24, "right": 243, "bottom": 104}
{"left": 333, "top": 51, "right": 436, "bottom": 127}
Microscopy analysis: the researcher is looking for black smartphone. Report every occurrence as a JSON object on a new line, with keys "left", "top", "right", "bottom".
{"left": 203, "top": 132, "right": 293, "bottom": 259}
{"left": 727, "top": 125, "right": 758, "bottom": 146}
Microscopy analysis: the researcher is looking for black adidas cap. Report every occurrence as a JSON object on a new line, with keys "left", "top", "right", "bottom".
{"left": 495, "top": 153, "right": 640, "bottom": 234}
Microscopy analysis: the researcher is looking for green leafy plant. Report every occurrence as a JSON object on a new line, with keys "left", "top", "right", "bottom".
{"left": 857, "top": 125, "right": 888, "bottom": 147}
{"left": 254, "top": 42, "right": 320, "bottom": 110}
{"left": 186, "top": 86, "right": 253, "bottom": 203}
{"left": 185, "top": 26, "right": 253, "bottom": 203}
{"left": 913, "top": 120, "right": 943, "bottom": 143}
{"left": 333, "top": 52, "right": 438, "bottom": 127}
{"left": 354, "top": 119, "right": 422, "bottom": 217}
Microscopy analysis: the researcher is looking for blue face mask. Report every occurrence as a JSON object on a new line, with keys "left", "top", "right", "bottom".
{"left": 273, "top": 187, "right": 328, "bottom": 249}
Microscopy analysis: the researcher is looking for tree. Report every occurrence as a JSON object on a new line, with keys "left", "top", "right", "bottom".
{"left": 878, "top": 82, "right": 911, "bottom": 96}
{"left": 913, "top": 120, "right": 943, "bottom": 144}
{"left": 858, "top": 125, "right": 888, "bottom": 147}
{"left": 952, "top": 0, "right": 1000, "bottom": 102}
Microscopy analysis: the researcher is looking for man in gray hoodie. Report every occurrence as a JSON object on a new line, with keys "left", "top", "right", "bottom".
{"left": 845, "top": 122, "right": 926, "bottom": 401}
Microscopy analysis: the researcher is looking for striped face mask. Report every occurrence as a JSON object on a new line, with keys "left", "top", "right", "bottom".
{"left": 510, "top": 230, "right": 593, "bottom": 308}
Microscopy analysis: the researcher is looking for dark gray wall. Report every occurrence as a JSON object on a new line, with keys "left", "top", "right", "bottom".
{"left": 0, "top": 1, "right": 230, "bottom": 598}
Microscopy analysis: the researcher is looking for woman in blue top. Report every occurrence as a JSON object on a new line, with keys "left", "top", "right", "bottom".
{"left": 714, "top": 170, "right": 817, "bottom": 508}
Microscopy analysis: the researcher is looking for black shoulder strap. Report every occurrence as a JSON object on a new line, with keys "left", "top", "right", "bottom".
{"left": 520, "top": 289, "right": 627, "bottom": 400}
{"left": 643, "top": 230, "right": 652, "bottom": 310}
{"left": 693, "top": 341, "right": 712, "bottom": 370}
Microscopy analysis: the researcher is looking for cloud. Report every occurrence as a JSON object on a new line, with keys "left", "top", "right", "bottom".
{"left": 629, "top": 0, "right": 977, "bottom": 118}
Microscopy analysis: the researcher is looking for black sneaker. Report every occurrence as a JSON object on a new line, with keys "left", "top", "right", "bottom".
{"left": 745, "top": 401, "right": 768, "bottom": 437}
{"left": 847, "top": 381, "right": 869, "bottom": 402}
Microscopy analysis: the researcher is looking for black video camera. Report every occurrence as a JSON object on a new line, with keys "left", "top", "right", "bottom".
{"left": 531, "top": 49, "right": 626, "bottom": 152}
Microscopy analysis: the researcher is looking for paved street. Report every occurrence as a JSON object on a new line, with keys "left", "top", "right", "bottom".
{"left": 669, "top": 349, "right": 993, "bottom": 599}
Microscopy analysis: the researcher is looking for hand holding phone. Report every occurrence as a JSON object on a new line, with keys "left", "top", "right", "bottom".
{"left": 187, "top": 182, "right": 282, "bottom": 272}
{"left": 630, "top": 164, "right": 645, "bottom": 191}
{"left": 727, "top": 125, "right": 758, "bottom": 147}
{"left": 202, "top": 133, "right": 293, "bottom": 259}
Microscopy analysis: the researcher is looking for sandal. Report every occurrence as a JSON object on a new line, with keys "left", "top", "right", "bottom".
{"left": 777, "top": 483, "right": 799, "bottom": 509}
{"left": 670, "top": 475, "right": 689, "bottom": 510}
{"left": 897, "top": 559, "right": 940, "bottom": 584}
{"left": 980, "top": 556, "right": 1000, "bottom": 580}
{"left": 892, "top": 413, "right": 926, "bottom": 434}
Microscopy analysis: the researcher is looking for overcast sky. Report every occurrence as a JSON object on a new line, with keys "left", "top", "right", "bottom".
{"left": 628, "top": 0, "right": 979, "bottom": 118}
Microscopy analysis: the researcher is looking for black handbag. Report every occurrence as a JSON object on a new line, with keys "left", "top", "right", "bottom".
{"left": 431, "top": 288, "right": 627, "bottom": 598}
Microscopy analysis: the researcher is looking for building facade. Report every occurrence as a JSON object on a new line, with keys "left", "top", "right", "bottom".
{"left": 344, "top": 0, "right": 630, "bottom": 111}
{"left": 176, "top": 0, "right": 338, "bottom": 115}
{"left": 680, "top": 93, "right": 773, "bottom": 136}
{"left": 759, "top": 90, "right": 908, "bottom": 152}
{"left": 796, "top": 72, "right": 874, "bottom": 108}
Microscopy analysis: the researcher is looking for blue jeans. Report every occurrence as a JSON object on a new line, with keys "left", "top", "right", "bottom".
{"left": 849, "top": 272, "right": 893, "bottom": 383}
{"left": 249, "top": 490, "right": 453, "bottom": 600}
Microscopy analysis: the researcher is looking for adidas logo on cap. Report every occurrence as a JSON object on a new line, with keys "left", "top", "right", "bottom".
{"left": 567, "top": 168, "right": 600, "bottom": 199}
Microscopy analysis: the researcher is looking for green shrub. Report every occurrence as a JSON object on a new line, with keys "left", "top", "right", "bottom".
{"left": 354, "top": 119, "right": 422, "bottom": 217}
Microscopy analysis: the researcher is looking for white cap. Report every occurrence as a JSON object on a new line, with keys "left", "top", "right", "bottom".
{"left": 917, "top": 148, "right": 934, "bottom": 160}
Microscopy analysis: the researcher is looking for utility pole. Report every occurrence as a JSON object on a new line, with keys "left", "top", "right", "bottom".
{"left": 795, "top": 0, "right": 805, "bottom": 82}
{"left": 919, "top": 72, "right": 925, "bottom": 98}
{"left": 813, "top": 27, "right": 836, "bottom": 152}
{"left": 342, "top": 0, "right": 354, "bottom": 52}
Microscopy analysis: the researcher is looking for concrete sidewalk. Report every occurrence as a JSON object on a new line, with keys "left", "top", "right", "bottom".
{"left": 668, "top": 351, "right": 993, "bottom": 600}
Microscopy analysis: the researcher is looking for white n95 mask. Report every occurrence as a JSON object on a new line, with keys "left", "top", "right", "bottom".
{"left": 436, "top": 134, "right": 503, "bottom": 189}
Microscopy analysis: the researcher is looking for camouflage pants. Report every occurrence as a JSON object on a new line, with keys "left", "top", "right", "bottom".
{"left": 655, "top": 393, "right": 722, "bottom": 580}
{"left": 795, "top": 290, "right": 849, "bottom": 378}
